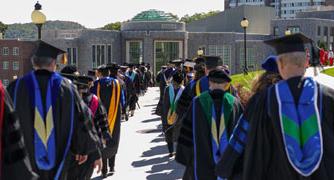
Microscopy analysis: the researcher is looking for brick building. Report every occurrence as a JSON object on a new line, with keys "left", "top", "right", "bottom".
{"left": 0, "top": 40, "right": 36, "bottom": 86}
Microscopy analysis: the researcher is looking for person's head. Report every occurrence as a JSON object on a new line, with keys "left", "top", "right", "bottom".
{"left": 264, "top": 33, "right": 311, "bottom": 80}
{"left": 172, "top": 70, "right": 184, "bottom": 86}
{"left": 31, "top": 55, "right": 57, "bottom": 71}
{"left": 120, "top": 66, "right": 128, "bottom": 73}
{"left": 128, "top": 64, "right": 135, "bottom": 71}
{"left": 251, "top": 71, "right": 282, "bottom": 94}
{"left": 204, "top": 56, "right": 220, "bottom": 75}
{"left": 61, "top": 65, "right": 79, "bottom": 75}
{"left": 277, "top": 52, "right": 308, "bottom": 80}
{"left": 194, "top": 63, "right": 206, "bottom": 80}
{"left": 208, "top": 69, "right": 231, "bottom": 91}
{"left": 77, "top": 76, "right": 94, "bottom": 95}
{"left": 97, "top": 65, "right": 109, "bottom": 77}
{"left": 107, "top": 63, "right": 119, "bottom": 78}
{"left": 31, "top": 41, "right": 66, "bottom": 72}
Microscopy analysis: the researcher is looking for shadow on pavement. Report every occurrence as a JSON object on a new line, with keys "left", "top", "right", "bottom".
{"left": 132, "top": 155, "right": 169, "bottom": 168}
{"left": 151, "top": 137, "right": 165, "bottom": 143}
{"left": 144, "top": 104, "right": 158, "bottom": 107}
{"left": 142, "top": 117, "right": 160, "bottom": 123}
{"left": 141, "top": 144, "right": 167, "bottom": 157}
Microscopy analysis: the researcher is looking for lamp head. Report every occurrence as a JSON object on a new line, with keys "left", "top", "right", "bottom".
{"left": 31, "top": 2, "right": 46, "bottom": 24}
{"left": 240, "top": 17, "right": 249, "bottom": 28}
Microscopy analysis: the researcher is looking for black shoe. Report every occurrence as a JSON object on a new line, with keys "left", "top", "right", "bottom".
{"left": 101, "top": 173, "right": 107, "bottom": 178}
{"left": 169, "top": 153, "right": 175, "bottom": 158}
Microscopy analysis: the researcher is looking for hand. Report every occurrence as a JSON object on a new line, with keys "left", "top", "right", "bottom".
{"left": 102, "top": 139, "right": 106, "bottom": 145}
{"left": 93, "top": 158, "right": 103, "bottom": 174}
{"left": 75, "top": 154, "right": 88, "bottom": 165}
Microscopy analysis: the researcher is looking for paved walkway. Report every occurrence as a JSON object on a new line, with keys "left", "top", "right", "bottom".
{"left": 92, "top": 87, "right": 184, "bottom": 180}
{"left": 305, "top": 66, "right": 334, "bottom": 89}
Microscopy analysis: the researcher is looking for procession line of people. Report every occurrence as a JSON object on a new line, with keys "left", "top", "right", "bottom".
{"left": 157, "top": 33, "right": 334, "bottom": 180}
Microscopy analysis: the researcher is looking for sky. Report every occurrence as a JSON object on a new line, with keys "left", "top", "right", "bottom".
{"left": 0, "top": 0, "right": 224, "bottom": 28}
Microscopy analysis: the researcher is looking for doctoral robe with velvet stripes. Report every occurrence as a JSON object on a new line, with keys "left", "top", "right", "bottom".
{"left": 219, "top": 77, "right": 334, "bottom": 180}
{"left": 7, "top": 70, "right": 97, "bottom": 179}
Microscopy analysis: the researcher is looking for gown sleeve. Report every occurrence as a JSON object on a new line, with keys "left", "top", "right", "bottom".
{"left": 71, "top": 86, "right": 100, "bottom": 156}
{"left": 162, "top": 86, "right": 170, "bottom": 131}
{"left": 176, "top": 101, "right": 194, "bottom": 166}
{"left": 3, "top": 88, "right": 38, "bottom": 180}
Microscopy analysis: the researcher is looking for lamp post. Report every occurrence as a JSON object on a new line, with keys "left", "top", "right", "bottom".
{"left": 240, "top": 17, "right": 249, "bottom": 75}
{"left": 197, "top": 47, "right": 204, "bottom": 57}
{"left": 285, "top": 28, "right": 292, "bottom": 36}
{"left": 31, "top": 1, "right": 46, "bottom": 40}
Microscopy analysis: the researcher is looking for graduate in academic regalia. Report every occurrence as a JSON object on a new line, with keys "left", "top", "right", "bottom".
{"left": 176, "top": 56, "right": 220, "bottom": 180}
{"left": 91, "top": 65, "right": 123, "bottom": 178}
{"left": 67, "top": 75, "right": 112, "bottom": 180}
{"left": 145, "top": 64, "right": 153, "bottom": 87}
{"left": 119, "top": 66, "right": 133, "bottom": 121}
{"left": 161, "top": 70, "right": 185, "bottom": 157}
{"left": 221, "top": 33, "right": 334, "bottom": 180}
{"left": 215, "top": 55, "right": 282, "bottom": 180}
{"left": 125, "top": 64, "right": 140, "bottom": 117}
{"left": 7, "top": 41, "right": 98, "bottom": 179}
{"left": 183, "top": 69, "right": 243, "bottom": 180}
{"left": 0, "top": 81, "right": 38, "bottom": 180}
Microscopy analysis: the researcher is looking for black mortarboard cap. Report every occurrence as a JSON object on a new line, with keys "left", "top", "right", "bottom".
{"left": 170, "top": 59, "right": 184, "bottom": 65}
{"left": 34, "top": 40, "right": 66, "bottom": 59}
{"left": 97, "top": 65, "right": 107, "bottom": 71}
{"left": 77, "top": 75, "right": 94, "bottom": 84}
{"left": 261, "top": 55, "right": 278, "bottom": 73}
{"left": 88, "top": 70, "right": 96, "bottom": 77}
{"left": 128, "top": 64, "right": 135, "bottom": 68}
{"left": 106, "top": 63, "right": 120, "bottom": 70}
{"left": 204, "top": 56, "right": 220, "bottom": 67}
{"left": 161, "top": 65, "right": 167, "bottom": 69}
{"left": 264, "top": 33, "right": 312, "bottom": 55}
{"left": 60, "top": 73, "right": 78, "bottom": 82}
{"left": 60, "top": 65, "right": 78, "bottom": 74}
{"left": 194, "top": 57, "right": 205, "bottom": 64}
{"left": 120, "top": 65, "right": 128, "bottom": 69}
{"left": 208, "top": 69, "right": 231, "bottom": 83}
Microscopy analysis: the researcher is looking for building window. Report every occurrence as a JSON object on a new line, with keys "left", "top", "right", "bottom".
{"left": 72, "top": 48, "right": 77, "bottom": 65}
{"left": 273, "top": 27, "right": 279, "bottom": 36}
{"left": 240, "top": 47, "right": 256, "bottom": 70}
{"left": 13, "top": 61, "right": 19, "bottom": 70}
{"left": 330, "top": 27, "right": 334, "bottom": 37}
{"left": 2, "top": 79, "right": 9, "bottom": 87}
{"left": 13, "top": 47, "right": 19, "bottom": 56}
{"left": 3, "top": 61, "right": 9, "bottom": 70}
{"left": 107, "top": 45, "right": 112, "bottom": 63}
{"left": 92, "top": 45, "right": 96, "bottom": 68}
{"left": 223, "top": 45, "right": 232, "bottom": 69}
{"left": 92, "top": 45, "right": 108, "bottom": 67}
{"left": 288, "top": 26, "right": 300, "bottom": 34}
{"left": 128, "top": 41, "right": 142, "bottom": 64}
{"left": 317, "top": 26, "right": 321, "bottom": 36}
{"left": 2, "top": 47, "right": 9, "bottom": 55}
{"left": 67, "top": 48, "right": 72, "bottom": 65}
{"left": 324, "top": 27, "right": 329, "bottom": 36}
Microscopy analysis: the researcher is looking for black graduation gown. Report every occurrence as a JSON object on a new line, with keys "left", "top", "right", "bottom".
{"left": 2, "top": 85, "right": 38, "bottom": 180}
{"left": 162, "top": 85, "right": 181, "bottom": 143}
{"left": 7, "top": 70, "right": 98, "bottom": 179}
{"left": 127, "top": 71, "right": 140, "bottom": 111}
{"left": 240, "top": 78, "right": 334, "bottom": 180}
{"left": 192, "top": 90, "right": 243, "bottom": 180}
{"left": 92, "top": 77, "right": 122, "bottom": 158}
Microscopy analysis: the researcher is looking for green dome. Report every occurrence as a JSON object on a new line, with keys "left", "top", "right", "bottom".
{"left": 132, "top": 9, "right": 177, "bottom": 22}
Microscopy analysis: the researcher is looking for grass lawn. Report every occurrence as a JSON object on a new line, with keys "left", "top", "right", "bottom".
{"left": 322, "top": 67, "right": 334, "bottom": 77}
{"left": 231, "top": 71, "right": 263, "bottom": 91}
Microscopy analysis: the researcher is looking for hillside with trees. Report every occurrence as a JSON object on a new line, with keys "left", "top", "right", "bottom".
{"left": 4, "top": 20, "right": 85, "bottom": 39}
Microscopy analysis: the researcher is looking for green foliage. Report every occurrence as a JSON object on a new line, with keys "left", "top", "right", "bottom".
{"left": 0, "top": 21, "right": 8, "bottom": 35}
{"left": 101, "top": 22, "right": 122, "bottom": 31}
{"left": 180, "top": 11, "right": 220, "bottom": 24}
{"left": 322, "top": 67, "right": 334, "bottom": 77}
{"left": 231, "top": 71, "right": 264, "bottom": 91}
{"left": 4, "top": 20, "right": 85, "bottom": 39}
{"left": 318, "top": 41, "right": 328, "bottom": 50}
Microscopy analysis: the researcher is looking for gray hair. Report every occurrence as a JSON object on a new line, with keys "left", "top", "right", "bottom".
{"left": 31, "top": 55, "right": 55, "bottom": 68}
{"left": 278, "top": 52, "right": 307, "bottom": 67}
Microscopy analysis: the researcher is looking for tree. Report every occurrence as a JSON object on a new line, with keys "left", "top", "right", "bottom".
{"left": 180, "top": 11, "right": 220, "bottom": 24}
{"left": 0, "top": 21, "right": 8, "bottom": 35}
{"left": 101, "top": 22, "right": 122, "bottom": 31}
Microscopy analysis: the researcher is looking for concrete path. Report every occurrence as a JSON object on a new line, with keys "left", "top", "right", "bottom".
{"left": 92, "top": 87, "right": 184, "bottom": 180}
{"left": 305, "top": 66, "right": 334, "bottom": 89}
